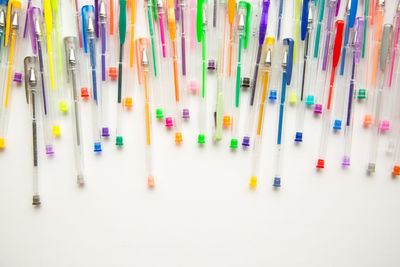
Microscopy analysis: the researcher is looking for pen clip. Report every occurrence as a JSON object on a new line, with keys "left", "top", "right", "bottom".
{"left": 258, "top": 0, "right": 270, "bottom": 46}
{"left": 238, "top": 1, "right": 251, "bottom": 49}
{"left": 119, "top": 0, "right": 127, "bottom": 45}
{"left": 24, "top": 56, "right": 38, "bottom": 105}
{"left": 28, "top": 6, "right": 40, "bottom": 54}
{"left": 301, "top": 0, "right": 309, "bottom": 41}
{"left": 5, "top": 0, "right": 21, "bottom": 47}
{"left": 81, "top": 5, "right": 95, "bottom": 54}
{"left": 332, "top": 20, "right": 344, "bottom": 69}
{"left": 167, "top": 0, "right": 176, "bottom": 40}
{"left": 283, "top": 38, "right": 294, "bottom": 85}
{"left": 380, "top": 24, "right": 392, "bottom": 72}
{"left": 354, "top": 17, "right": 364, "bottom": 64}
{"left": 348, "top": 0, "right": 358, "bottom": 28}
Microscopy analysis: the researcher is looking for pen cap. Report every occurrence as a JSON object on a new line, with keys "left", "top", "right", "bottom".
{"left": 167, "top": 0, "right": 176, "bottom": 40}
{"left": 28, "top": 6, "right": 41, "bottom": 55}
{"left": 332, "top": 20, "right": 344, "bottom": 69}
{"left": 119, "top": 0, "right": 127, "bottom": 45}
{"left": 354, "top": 17, "right": 364, "bottom": 64}
{"left": 5, "top": 0, "right": 21, "bottom": 47}
{"left": 24, "top": 56, "right": 39, "bottom": 105}
{"left": 380, "top": 24, "right": 392, "bottom": 72}
{"left": 135, "top": 38, "right": 150, "bottom": 85}
{"left": 283, "top": 38, "right": 294, "bottom": 85}
{"left": 238, "top": 1, "right": 251, "bottom": 49}
{"left": 81, "top": 5, "right": 95, "bottom": 54}
{"left": 301, "top": 0, "right": 309, "bottom": 40}
{"left": 196, "top": 0, "right": 207, "bottom": 42}
{"left": 348, "top": 0, "right": 358, "bottom": 28}
{"left": 258, "top": 0, "right": 270, "bottom": 46}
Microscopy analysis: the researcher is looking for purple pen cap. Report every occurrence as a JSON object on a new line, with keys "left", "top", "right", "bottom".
{"left": 13, "top": 72, "right": 22, "bottom": 83}
{"left": 242, "top": 136, "right": 250, "bottom": 147}
{"left": 102, "top": 127, "right": 110, "bottom": 137}
{"left": 342, "top": 156, "right": 350, "bottom": 166}
{"left": 45, "top": 144, "right": 54, "bottom": 155}
{"left": 28, "top": 7, "right": 41, "bottom": 55}
{"left": 182, "top": 108, "right": 190, "bottom": 119}
{"left": 314, "top": 104, "right": 323, "bottom": 114}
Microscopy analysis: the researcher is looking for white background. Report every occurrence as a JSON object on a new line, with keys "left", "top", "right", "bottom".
{"left": 1, "top": 0, "right": 400, "bottom": 266}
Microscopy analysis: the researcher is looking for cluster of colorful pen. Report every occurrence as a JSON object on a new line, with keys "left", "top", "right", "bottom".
{"left": 3, "top": 0, "right": 400, "bottom": 206}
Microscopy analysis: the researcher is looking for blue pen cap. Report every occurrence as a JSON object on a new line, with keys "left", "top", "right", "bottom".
{"left": 81, "top": 5, "right": 95, "bottom": 54}
{"left": 283, "top": 38, "right": 294, "bottom": 85}
{"left": 301, "top": 0, "right": 309, "bottom": 40}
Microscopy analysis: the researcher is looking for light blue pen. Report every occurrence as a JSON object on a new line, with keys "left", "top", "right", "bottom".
{"left": 273, "top": 38, "right": 294, "bottom": 188}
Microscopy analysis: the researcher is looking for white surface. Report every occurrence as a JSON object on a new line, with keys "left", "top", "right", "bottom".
{"left": 1, "top": 0, "right": 400, "bottom": 266}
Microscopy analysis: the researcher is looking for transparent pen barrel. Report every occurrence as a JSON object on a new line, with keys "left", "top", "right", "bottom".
{"left": 317, "top": 109, "right": 331, "bottom": 159}
{"left": 250, "top": 135, "right": 262, "bottom": 179}
{"left": 30, "top": 89, "right": 40, "bottom": 202}
{"left": 88, "top": 37, "right": 102, "bottom": 148}
{"left": 37, "top": 35, "right": 56, "bottom": 151}
{"left": 70, "top": 69, "right": 85, "bottom": 184}
{"left": 343, "top": 61, "right": 357, "bottom": 164}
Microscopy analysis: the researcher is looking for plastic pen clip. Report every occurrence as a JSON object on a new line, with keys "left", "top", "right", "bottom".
{"left": 283, "top": 38, "right": 294, "bottom": 85}
{"left": 379, "top": 24, "right": 392, "bottom": 73}
{"left": 258, "top": 0, "right": 270, "bottom": 46}
{"left": 354, "top": 17, "right": 365, "bottom": 64}
{"left": 24, "top": 56, "right": 39, "bottom": 105}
